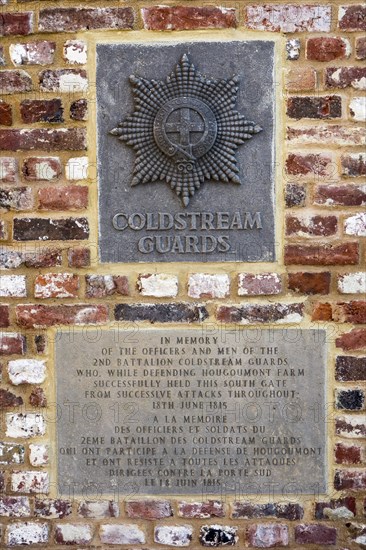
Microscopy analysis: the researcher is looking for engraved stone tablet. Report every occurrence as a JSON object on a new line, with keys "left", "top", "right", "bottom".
{"left": 97, "top": 41, "right": 275, "bottom": 262}
{"left": 56, "top": 329, "right": 326, "bottom": 497}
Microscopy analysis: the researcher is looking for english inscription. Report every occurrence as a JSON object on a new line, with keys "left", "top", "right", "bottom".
{"left": 56, "top": 329, "right": 326, "bottom": 497}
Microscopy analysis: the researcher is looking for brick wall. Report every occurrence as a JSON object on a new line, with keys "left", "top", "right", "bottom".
{"left": 0, "top": 0, "right": 365, "bottom": 547}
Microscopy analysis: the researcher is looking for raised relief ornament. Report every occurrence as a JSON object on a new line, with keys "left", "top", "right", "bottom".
{"left": 110, "top": 55, "right": 262, "bottom": 206}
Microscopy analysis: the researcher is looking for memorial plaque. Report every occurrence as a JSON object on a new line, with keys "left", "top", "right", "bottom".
{"left": 56, "top": 329, "right": 326, "bottom": 497}
{"left": 97, "top": 41, "right": 276, "bottom": 263}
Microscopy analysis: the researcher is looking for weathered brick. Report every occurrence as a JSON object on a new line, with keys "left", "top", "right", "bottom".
{"left": 8, "top": 358, "right": 46, "bottom": 385}
{"left": 55, "top": 524, "right": 94, "bottom": 545}
{"left": 238, "top": 273, "right": 281, "bottom": 296}
{"left": 295, "top": 524, "right": 336, "bottom": 545}
{"left": 336, "top": 388, "right": 365, "bottom": 410}
{"left": 29, "top": 387, "right": 47, "bottom": 407}
{"left": 20, "top": 99, "right": 63, "bottom": 124}
{"left": 315, "top": 184, "right": 366, "bottom": 206}
{"left": 63, "top": 40, "right": 87, "bottom": 64}
{"left": 356, "top": 37, "right": 366, "bottom": 59}
{"left": 188, "top": 273, "right": 231, "bottom": 300}
{"left": 138, "top": 273, "right": 178, "bottom": 298}
{"left": 287, "top": 96, "right": 342, "bottom": 119}
{"left": 6, "top": 413, "right": 45, "bottom": 438}
{"left": 0, "top": 496, "right": 30, "bottom": 517}
{"left": 335, "top": 443, "right": 362, "bottom": 465}
{"left": 336, "top": 329, "right": 366, "bottom": 351}
{"left": 23, "top": 157, "right": 61, "bottom": 181}
{"left": 68, "top": 247, "right": 90, "bottom": 268}
{"left": 284, "top": 243, "right": 359, "bottom": 265}
{"left": 0, "top": 389, "right": 23, "bottom": 408}
{"left": 178, "top": 501, "right": 224, "bottom": 519}
{"left": 286, "top": 153, "right": 333, "bottom": 178}
{"left": 0, "top": 187, "right": 33, "bottom": 210}
{"left": 16, "top": 304, "right": 108, "bottom": 328}
{"left": 287, "top": 125, "right": 366, "bottom": 146}
{"left": 10, "top": 41, "right": 55, "bottom": 65}
{"left": 342, "top": 153, "right": 366, "bottom": 177}
{"left": 0, "top": 471, "right": 5, "bottom": 491}
{"left": 34, "top": 335, "right": 47, "bottom": 354}
{"left": 0, "top": 13, "right": 33, "bottom": 36}
{"left": 0, "top": 100, "right": 12, "bottom": 126}
{"left": 86, "top": 275, "right": 129, "bottom": 298}
{"left": 11, "top": 470, "right": 48, "bottom": 493}
{"left": 245, "top": 5, "right": 331, "bottom": 32}
{"left": 39, "top": 69, "right": 87, "bottom": 93}
{"left": 0, "top": 247, "right": 62, "bottom": 270}
{"left": 0, "top": 305, "right": 9, "bottom": 327}
{"left": 286, "top": 214, "right": 337, "bottom": 237}
{"left": 336, "top": 414, "right": 366, "bottom": 438}
{"left": 142, "top": 6, "right": 236, "bottom": 31}
{"left": 335, "top": 355, "right": 366, "bottom": 381}
{"left": 286, "top": 38, "right": 300, "bottom": 60}
{"left": 35, "top": 499, "right": 72, "bottom": 519}
{"left": 70, "top": 99, "right": 88, "bottom": 121}
{"left": 334, "top": 469, "right": 366, "bottom": 490}
{"left": 35, "top": 273, "right": 79, "bottom": 299}
{"left": 0, "top": 70, "right": 32, "bottom": 94}
{"left": 100, "top": 524, "right": 145, "bottom": 545}
{"left": 0, "top": 333, "right": 26, "bottom": 355}
{"left": 325, "top": 66, "right": 366, "bottom": 90}
{"left": 288, "top": 272, "right": 330, "bottom": 295}
{"left": 0, "top": 45, "right": 4, "bottom": 64}
{"left": 115, "top": 303, "right": 208, "bottom": 323}
{"left": 126, "top": 500, "right": 172, "bottom": 520}
{"left": 0, "top": 275, "right": 27, "bottom": 297}
{"left": 285, "top": 183, "right": 306, "bottom": 207}
{"left": 285, "top": 68, "right": 316, "bottom": 92}
{"left": 246, "top": 524, "right": 288, "bottom": 547}
{"left": 29, "top": 444, "right": 48, "bottom": 467}
{"left": 0, "top": 128, "right": 86, "bottom": 151}
{"left": 312, "top": 302, "right": 333, "bottom": 321}
{"left": 155, "top": 525, "right": 192, "bottom": 546}
{"left": 345, "top": 212, "right": 366, "bottom": 236}
{"left": 315, "top": 497, "right": 356, "bottom": 520}
{"left": 313, "top": 301, "right": 366, "bottom": 324}
{"left": 39, "top": 7, "right": 134, "bottom": 32}
{"left": 306, "top": 37, "right": 350, "bottom": 61}
{"left": 78, "top": 500, "right": 119, "bottom": 518}
{"left": 338, "top": 5, "right": 366, "bottom": 31}
{"left": 217, "top": 303, "right": 304, "bottom": 324}
{"left": 13, "top": 217, "right": 89, "bottom": 241}
{"left": 38, "top": 186, "right": 88, "bottom": 210}
{"left": 6, "top": 522, "right": 49, "bottom": 546}
{"left": 0, "top": 219, "right": 8, "bottom": 240}
{"left": 349, "top": 97, "right": 366, "bottom": 122}
{"left": 0, "top": 157, "right": 17, "bottom": 181}
{"left": 233, "top": 503, "right": 303, "bottom": 521}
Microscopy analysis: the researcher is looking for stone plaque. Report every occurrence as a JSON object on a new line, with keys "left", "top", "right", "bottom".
{"left": 56, "top": 329, "right": 326, "bottom": 497}
{"left": 97, "top": 41, "right": 275, "bottom": 262}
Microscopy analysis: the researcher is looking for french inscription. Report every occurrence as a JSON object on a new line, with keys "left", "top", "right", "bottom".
{"left": 56, "top": 329, "right": 326, "bottom": 497}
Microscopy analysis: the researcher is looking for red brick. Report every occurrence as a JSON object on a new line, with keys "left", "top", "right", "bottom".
{"left": 286, "top": 153, "right": 333, "bottom": 177}
{"left": 39, "top": 7, "right": 134, "bottom": 32}
{"left": 142, "top": 6, "right": 236, "bottom": 31}
{"left": 54, "top": 524, "right": 93, "bottom": 545}
{"left": 233, "top": 503, "right": 303, "bottom": 520}
{"left": 34, "top": 335, "right": 47, "bottom": 354}
{"left": 285, "top": 183, "right": 306, "bottom": 207}
{"left": 338, "top": 5, "right": 366, "bottom": 31}
{"left": 315, "top": 185, "right": 366, "bottom": 207}
{"left": 287, "top": 125, "right": 366, "bottom": 146}
{"left": 312, "top": 303, "right": 333, "bottom": 321}
{"left": 334, "top": 469, "right": 366, "bottom": 490}
{"left": 179, "top": 501, "right": 224, "bottom": 519}
{"left": 285, "top": 68, "right": 316, "bottom": 92}
{"left": 20, "top": 99, "right": 63, "bottom": 124}
{"left": 38, "top": 186, "right": 88, "bottom": 210}
{"left": 336, "top": 388, "right": 365, "bottom": 410}
{"left": 0, "top": 248, "right": 68, "bottom": 270}
{"left": 0, "top": 13, "right": 33, "bottom": 36}
{"left": 245, "top": 5, "right": 331, "bottom": 32}
{"left": 0, "top": 187, "right": 33, "bottom": 210}
{"left": 306, "top": 37, "right": 350, "bottom": 61}
{"left": 16, "top": 304, "right": 108, "bottom": 328}
{"left": 315, "top": 497, "right": 356, "bottom": 519}
{"left": 246, "top": 524, "right": 288, "bottom": 547}
{"left": 115, "top": 303, "right": 208, "bottom": 323}
{"left": 333, "top": 301, "right": 366, "bottom": 324}
{"left": 335, "top": 443, "right": 362, "bottom": 464}
{"left": 335, "top": 356, "right": 366, "bottom": 381}
{"left": 126, "top": 500, "right": 172, "bottom": 520}
{"left": 0, "top": 70, "right": 32, "bottom": 94}
{"left": 67, "top": 247, "right": 90, "bottom": 268}
{"left": 356, "top": 37, "right": 366, "bottom": 59}
{"left": 288, "top": 272, "right": 330, "bottom": 295}
{"left": 287, "top": 96, "right": 341, "bottom": 119}
{"left": 325, "top": 67, "right": 366, "bottom": 89}
{"left": 341, "top": 154, "right": 366, "bottom": 177}
{"left": 238, "top": 273, "right": 282, "bottom": 296}
{"left": 0, "top": 101, "right": 12, "bottom": 126}
{"left": 295, "top": 524, "right": 336, "bottom": 545}
{"left": 286, "top": 215, "right": 337, "bottom": 237}
{"left": 35, "top": 499, "right": 72, "bottom": 519}
{"left": 34, "top": 273, "right": 79, "bottom": 299}
{"left": 70, "top": 99, "right": 87, "bottom": 121}
{"left": 217, "top": 303, "right": 304, "bottom": 324}
{"left": 0, "top": 496, "right": 30, "bottom": 517}
{"left": 29, "top": 387, "right": 47, "bottom": 407}
{"left": 0, "top": 333, "right": 26, "bottom": 355}
{"left": 0, "top": 305, "right": 10, "bottom": 327}
{"left": 13, "top": 217, "right": 89, "bottom": 241}
{"left": 86, "top": 275, "right": 129, "bottom": 298}
{"left": 285, "top": 243, "right": 359, "bottom": 266}
{"left": 39, "top": 69, "right": 87, "bottom": 93}
{"left": 0, "top": 388, "right": 23, "bottom": 407}
{"left": 9, "top": 41, "right": 55, "bottom": 65}
{"left": 78, "top": 500, "right": 119, "bottom": 518}
{"left": 0, "top": 157, "right": 17, "bottom": 182}
{"left": 0, "top": 128, "right": 86, "bottom": 151}
{"left": 336, "top": 329, "right": 366, "bottom": 351}
{"left": 23, "top": 157, "right": 61, "bottom": 181}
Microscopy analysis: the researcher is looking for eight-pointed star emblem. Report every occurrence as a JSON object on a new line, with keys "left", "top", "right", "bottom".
{"left": 110, "top": 54, "right": 262, "bottom": 206}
